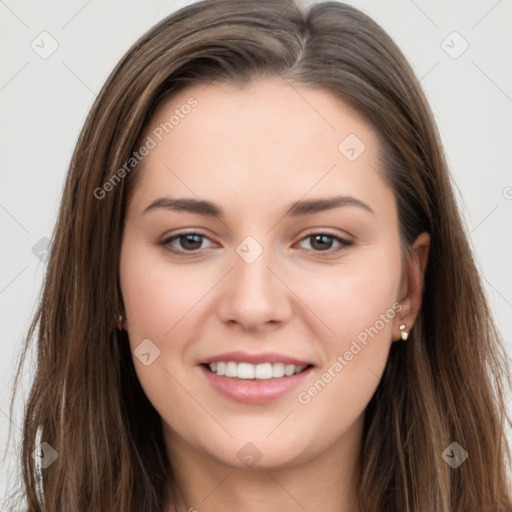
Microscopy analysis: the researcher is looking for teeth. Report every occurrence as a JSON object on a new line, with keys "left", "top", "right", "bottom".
{"left": 237, "top": 362, "right": 255, "bottom": 379}
{"left": 273, "top": 362, "right": 285, "bottom": 378}
{"left": 207, "top": 361, "right": 308, "bottom": 379}
{"left": 255, "top": 363, "right": 272, "bottom": 379}
{"left": 284, "top": 364, "right": 295, "bottom": 376}
{"left": 225, "top": 361, "right": 237, "bottom": 377}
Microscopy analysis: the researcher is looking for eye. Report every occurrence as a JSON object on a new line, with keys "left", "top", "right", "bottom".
{"left": 297, "top": 232, "right": 353, "bottom": 253}
{"left": 159, "top": 230, "right": 353, "bottom": 255}
{"left": 159, "top": 231, "right": 215, "bottom": 253}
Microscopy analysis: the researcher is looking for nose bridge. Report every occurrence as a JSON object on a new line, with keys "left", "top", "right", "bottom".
{"left": 233, "top": 234, "right": 279, "bottom": 304}
{"left": 216, "top": 234, "right": 290, "bottom": 328}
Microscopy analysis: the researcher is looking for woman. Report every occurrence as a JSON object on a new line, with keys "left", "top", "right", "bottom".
{"left": 10, "top": 0, "right": 512, "bottom": 510}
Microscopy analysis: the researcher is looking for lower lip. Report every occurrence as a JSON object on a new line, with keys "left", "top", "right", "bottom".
{"left": 200, "top": 365, "right": 314, "bottom": 405}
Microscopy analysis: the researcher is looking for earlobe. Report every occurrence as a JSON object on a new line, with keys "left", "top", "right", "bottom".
{"left": 399, "top": 324, "right": 409, "bottom": 340}
{"left": 393, "top": 232, "right": 430, "bottom": 342}
{"left": 116, "top": 314, "right": 127, "bottom": 331}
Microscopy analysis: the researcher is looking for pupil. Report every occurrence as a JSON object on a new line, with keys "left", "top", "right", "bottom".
{"left": 181, "top": 234, "right": 202, "bottom": 250}
{"left": 311, "top": 234, "right": 332, "bottom": 251}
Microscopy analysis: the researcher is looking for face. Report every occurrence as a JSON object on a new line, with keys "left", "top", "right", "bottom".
{"left": 119, "top": 77, "right": 422, "bottom": 471}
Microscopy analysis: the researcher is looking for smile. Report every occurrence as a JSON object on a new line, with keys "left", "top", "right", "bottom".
{"left": 206, "top": 361, "right": 310, "bottom": 379}
{"left": 200, "top": 363, "right": 314, "bottom": 404}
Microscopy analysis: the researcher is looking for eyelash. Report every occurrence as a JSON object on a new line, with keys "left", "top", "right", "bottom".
{"left": 159, "top": 230, "right": 353, "bottom": 256}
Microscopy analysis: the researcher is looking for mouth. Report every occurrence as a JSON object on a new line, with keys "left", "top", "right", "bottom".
{"left": 202, "top": 361, "right": 313, "bottom": 380}
{"left": 199, "top": 356, "right": 315, "bottom": 404}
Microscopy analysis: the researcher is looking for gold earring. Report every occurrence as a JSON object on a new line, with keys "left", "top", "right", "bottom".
{"left": 399, "top": 324, "right": 409, "bottom": 341}
{"left": 116, "top": 314, "right": 125, "bottom": 331}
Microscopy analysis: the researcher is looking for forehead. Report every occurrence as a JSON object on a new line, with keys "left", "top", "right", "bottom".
{"left": 146, "top": 77, "right": 377, "bottom": 157}
{"left": 130, "top": 77, "right": 392, "bottom": 219}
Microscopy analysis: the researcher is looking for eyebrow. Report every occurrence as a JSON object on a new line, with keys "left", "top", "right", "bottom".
{"left": 143, "top": 195, "right": 375, "bottom": 217}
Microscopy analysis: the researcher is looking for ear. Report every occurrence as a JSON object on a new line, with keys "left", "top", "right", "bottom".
{"left": 393, "top": 232, "right": 430, "bottom": 342}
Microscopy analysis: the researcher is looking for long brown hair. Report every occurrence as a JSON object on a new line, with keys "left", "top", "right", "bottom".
{"left": 8, "top": 0, "right": 512, "bottom": 510}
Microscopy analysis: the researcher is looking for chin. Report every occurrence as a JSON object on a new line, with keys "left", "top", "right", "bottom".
{"left": 204, "top": 433, "right": 312, "bottom": 471}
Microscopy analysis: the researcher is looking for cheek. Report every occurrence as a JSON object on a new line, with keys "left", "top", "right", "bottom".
{"left": 119, "top": 241, "right": 203, "bottom": 423}
{"left": 301, "top": 244, "right": 403, "bottom": 349}
{"left": 120, "top": 240, "right": 204, "bottom": 340}
{"left": 292, "top": 244, "right": 402, "bottom": 431}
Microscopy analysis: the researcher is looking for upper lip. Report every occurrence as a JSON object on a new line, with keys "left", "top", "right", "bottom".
{"left": 198, "top": 351, "right": 313, "bottom": 366}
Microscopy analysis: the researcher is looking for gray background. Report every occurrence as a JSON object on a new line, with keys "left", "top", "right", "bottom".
{"left": 1, "top": 0, "right": 512, "bottom": 505}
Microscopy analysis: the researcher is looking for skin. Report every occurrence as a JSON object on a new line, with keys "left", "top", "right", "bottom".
{"left": 119, "top": 77, "right": 430, "bottom": 512}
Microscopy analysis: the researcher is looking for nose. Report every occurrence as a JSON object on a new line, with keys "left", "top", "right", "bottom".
{"left": 215, "top": 242, "right": 293, "bottom": 332}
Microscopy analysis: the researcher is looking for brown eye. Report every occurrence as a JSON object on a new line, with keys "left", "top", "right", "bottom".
{"left": 298, "top": 233, "right": 352, "bottom": 253}
{"left": 176, "top": 233, "right": 204, "bottom": 251}
{"left": 160, "top": 232, "right": 213, "bottom": 253}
